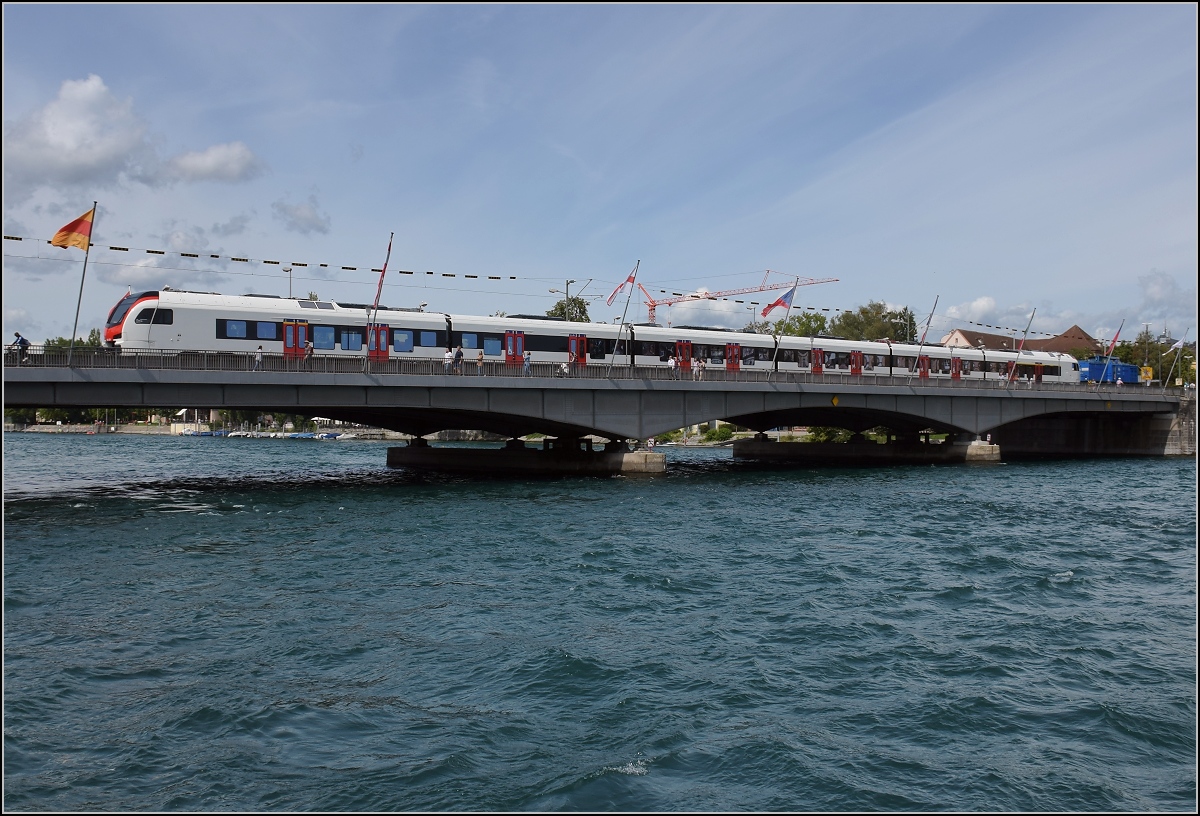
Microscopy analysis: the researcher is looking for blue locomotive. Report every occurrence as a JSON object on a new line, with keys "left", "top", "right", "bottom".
{"left": 1078, "top": 356, "right": 1140, "bottom": 384}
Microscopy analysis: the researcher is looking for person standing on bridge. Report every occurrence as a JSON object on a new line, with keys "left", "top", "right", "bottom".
{"left": 476, "top": 349, "right": 484, "bottom": 376}
{"left": 304, "top": 339, "right": 314, "bottom": 369}
{"left": 453, "top": 345, "right": 465, "bottom": 374}
{"left": 523, "top": 350, "right": 531, "bottom": 376}
{"left": 444, "top": 348, "right": 454, "bottom": 374}
{"left": 253, "top": 346, "right": 263, "bottom": 371}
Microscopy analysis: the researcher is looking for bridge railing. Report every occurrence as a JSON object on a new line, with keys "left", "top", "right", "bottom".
{"left": 4, "top": 345, "right": 1189, "bottom": 396}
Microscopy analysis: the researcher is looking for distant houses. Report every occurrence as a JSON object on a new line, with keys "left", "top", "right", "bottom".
{"left": 938, "top": 324, "right": 1100, "bottom": 354}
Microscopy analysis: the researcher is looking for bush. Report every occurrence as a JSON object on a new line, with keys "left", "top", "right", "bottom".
{"left": 702, "top": 425, "right": 734, "bottom": 442}
{"left": 804, "top": 426, "right": 853, "bottom": 443}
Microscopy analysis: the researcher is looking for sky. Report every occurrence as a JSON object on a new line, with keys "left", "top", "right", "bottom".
{"left": 3, "top": 4, "right": 1196, "bottom": 348}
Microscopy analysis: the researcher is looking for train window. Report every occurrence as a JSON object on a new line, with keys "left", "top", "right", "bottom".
{"left": 525, "top": 334, "right": 569, "bottom": 353}
{"left": 224, "top": 320, "right": 247, "bottom": 339}
{"left": 134, "top": 308, "right": 173, "bottom": 325}
{"left": 392, "top": 330, "right": 414, "bottom": 352}
{"left": 313, "top": 326, "right": 336, "bottom": 349}
{"left": 298, "top": 301, "right": 317, "bottom": 309}
{"left": 256, "top": 322, "right": 277, "bottom": 340}
{"left": 419, "top": 331, "right": 438, "bottom": 347}
{"left": 341, "top": 330, "right": 363, "bottom": 351}
{"left": 106, "top": 292, "right": 147, "bottom": 327}
{"left": 461, "top": 333, "right": 478, "bottom": 349}
{"left": 484, "top": 336, "right": 502, "bottom": 356}
{"left": 588, "top": 338, "right": 605, "bottom": 360}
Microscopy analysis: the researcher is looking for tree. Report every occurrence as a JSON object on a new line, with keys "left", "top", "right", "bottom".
{"left": 828, "top": 301, "right": 916, "bottom": 342}
{"left": 771, "top": 312, "right": 828, "bottom": 337}
{"left": 43, "top": 328, "right": 103, "bottom": 349}
{"left": 547, "top": 296, "right": 590, "bottom": 322}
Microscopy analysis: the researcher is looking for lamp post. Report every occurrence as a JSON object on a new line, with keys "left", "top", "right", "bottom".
{"left": 1142, "top": 322, "right": 1152, "bottom": 367}
{"left": 419, "top": 301, "right": 428, "bottom": 312}
{"left": 285, "top": 267, "right": 292, "bottom": 298}
{"left": 977, "top": 339, "right": 987, "bottom": 381}
{"left": 549, "top": 280, "right": 577, "bottom": 319}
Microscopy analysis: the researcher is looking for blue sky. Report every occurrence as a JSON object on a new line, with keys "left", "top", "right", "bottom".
{"left": 3, "top": 4, "right": 1196, "bottom": 346}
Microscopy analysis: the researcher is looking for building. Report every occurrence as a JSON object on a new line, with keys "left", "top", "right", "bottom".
{"left": 939, "top": 324, "right": 1100, "bottom": 355}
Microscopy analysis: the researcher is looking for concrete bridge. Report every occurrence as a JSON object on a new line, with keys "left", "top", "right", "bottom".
{"left": 4, "top": 347, "right": 1193, "bottom": 459}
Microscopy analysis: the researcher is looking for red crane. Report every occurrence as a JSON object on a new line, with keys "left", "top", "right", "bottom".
{"left": 635, "top": 271, "right": 839, "bottom": 324}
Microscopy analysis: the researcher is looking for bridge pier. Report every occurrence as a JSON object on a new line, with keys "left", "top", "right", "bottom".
{"left": 386, "top": 438, "right": 665, "bottom": 476}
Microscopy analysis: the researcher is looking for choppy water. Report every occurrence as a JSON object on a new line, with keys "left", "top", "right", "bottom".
{"left": 3, "top": 433, "right": 1196, "bottom": 812}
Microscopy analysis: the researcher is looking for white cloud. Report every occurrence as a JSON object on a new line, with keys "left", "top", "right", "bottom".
{"left": 164, "top": 142, "right": 264, "bottom": 183}
{"left": 271, "top": 195, "right": 331, "bottom": 235}
{"left": 2, "top": 74, "right": 265, "bottom": 205}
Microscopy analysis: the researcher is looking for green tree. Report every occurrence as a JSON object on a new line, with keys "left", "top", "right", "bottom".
{"left": 770, "top": 312, "right": 828, "bottom": 337}
{"left": 43, "top": 328, "right": 102, "bottom": 349}
{"left": 828, "top": 301, "right": 917, "bottom": 342}
{"left": 547, "top": 296, "right": 590, "bottom": 322}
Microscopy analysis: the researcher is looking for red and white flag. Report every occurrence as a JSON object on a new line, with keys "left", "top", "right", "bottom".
{"left": 607, "top": 265, "right": 638, "bottom": 306}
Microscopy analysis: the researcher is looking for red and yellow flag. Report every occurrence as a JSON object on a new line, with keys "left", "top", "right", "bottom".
{"left": 51, "top": 208, "right": 95, "bottom": 252}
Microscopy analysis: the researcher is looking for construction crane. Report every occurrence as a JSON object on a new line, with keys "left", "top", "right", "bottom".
{"left": 635, "top": 271, "right": 839, "bottom": 324}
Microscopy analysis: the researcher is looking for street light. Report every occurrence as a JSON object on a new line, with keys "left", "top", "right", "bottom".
{"left": 419, "top": 302, "right": 428, "bottom": 312}
{"left": 549, "top": 279, "right": 578, "bottom": 302}
{"left": 285, "top": 267, "right": 293, "bottom": 298}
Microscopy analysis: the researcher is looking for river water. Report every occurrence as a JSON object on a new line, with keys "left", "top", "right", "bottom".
{"left": 3, "top": 433, "right": 1195, "bottom": 812}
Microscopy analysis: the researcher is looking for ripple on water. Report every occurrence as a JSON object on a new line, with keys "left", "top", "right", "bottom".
{"left": 2, "top": 437, "right": 1195, "bottom": 812}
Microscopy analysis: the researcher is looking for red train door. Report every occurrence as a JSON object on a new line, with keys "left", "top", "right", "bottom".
{"left": 675, "top": 340, "right": 693, "bottom": 373}
{"left": 811, "top": 348, "right": 824, "bottom": 374}
{"left": 725, "top": 343, "right": 740, "bottom": 372}
{"left": 568, "top": 334, "right": 587, "bottom": 368}
{"left": 850, "top": 350, "right": 863, "bottom": 376}
{"left": 505, "top": 331, "right": 524, "bottom": 366}
{"left": 368, "top": 324, "right": 389, "bottom": 362}
{"left": 918, "top": 355, "right": 930, "bottom": 379}
{"left": 951, "top": 357, "right": 962, "bottom": 380}
{"left": 1034, "top": 363, "right": 1043, "bottom": 384}
{"left": 283, "top": 321, "right": 306, "bottom": 359}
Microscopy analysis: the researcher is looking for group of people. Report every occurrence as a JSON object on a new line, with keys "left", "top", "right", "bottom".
{"left": 665, "top": 355, "right": 706, "bottom": 380}
{"left": 442, "top": 345, "right": 487, "bottom": 375}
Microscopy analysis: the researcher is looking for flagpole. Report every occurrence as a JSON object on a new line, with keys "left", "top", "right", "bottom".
{"left": 1005, "top": 308, "right": 1036, "bottom": 392}
{"left": 769, "top": 277, "right": 799, "bottom": 380}
{"left": 1160, "top": 328, "right": 1190, "bottom": 393}
{"left": 67, "top": 200, "right": 98, "bottom": 368}
{"left": 607, "top": 260, "right": 639, "bottom": 378}
{"left": 906, "top": 295, "right": 939, "bottom": 384}
{"left": 366, "top": 233, "right": 394, "bottom": 369}
{"left": 1095, "top": 319, "right": 1124, "bottom": 390}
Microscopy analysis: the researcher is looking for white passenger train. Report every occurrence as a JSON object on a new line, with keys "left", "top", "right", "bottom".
{"left": 103, "top": 288, "right": 1080, "bottom": 383}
